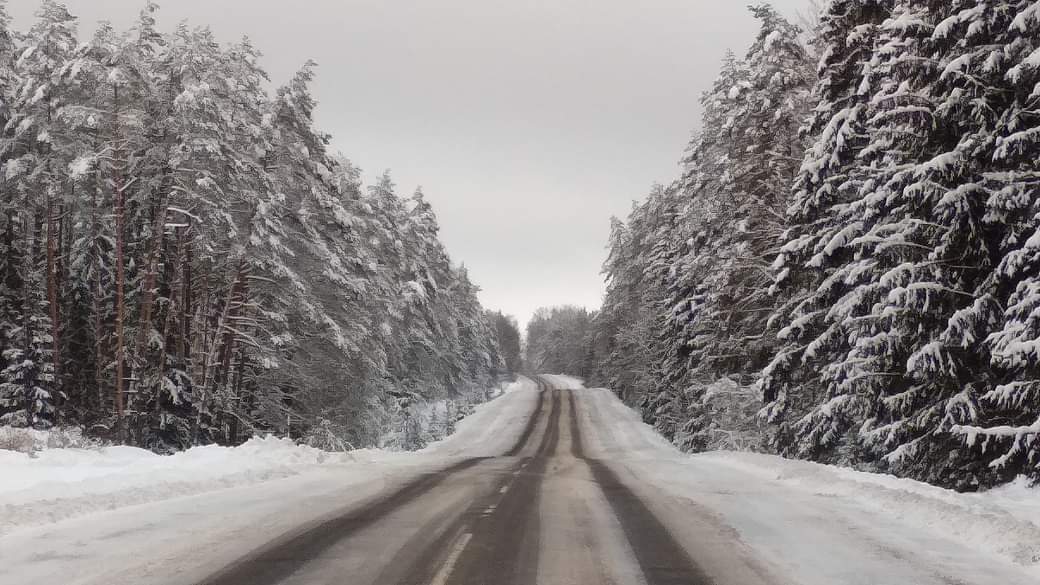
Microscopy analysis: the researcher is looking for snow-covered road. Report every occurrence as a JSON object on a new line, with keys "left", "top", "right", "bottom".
{"left": 1, "top": 376, "right": 1037, "bottom": 585}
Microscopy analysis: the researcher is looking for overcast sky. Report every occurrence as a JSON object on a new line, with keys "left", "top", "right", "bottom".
{"left": 10, "top": 0, "right": 811, "bottom": 329}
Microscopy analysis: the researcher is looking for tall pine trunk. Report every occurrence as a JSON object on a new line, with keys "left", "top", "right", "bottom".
{"left": 20, "top": 205, "right": 36, "bottom": 428}
{"left": 191, "top": 260, "right": 247, "bottom": 445}
{"left": 130, "top": 167, "right": 170, "bottom": 405}
{"left": 45, "top": 188, "right": 60, "bottom": 413}
{"left": 112, "top": 84, "right": 128, "bottom": 443}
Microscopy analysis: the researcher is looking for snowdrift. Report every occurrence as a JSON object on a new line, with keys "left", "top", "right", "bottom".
{"left": 577, "top": 384, "right": 1040, "bottom": 576}
{"left": 0, "top": 376, "right": 539, "bottom": 536}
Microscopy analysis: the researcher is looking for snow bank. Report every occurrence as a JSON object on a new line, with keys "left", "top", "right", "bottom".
{"left": 380, "top": 376, "right": 537, "bottom": 450}
{"left": 694, "top": 450, "right": 1040, "bottom": 567}
{"left": 578, "top": 386, "right": 679, "bottom": 459}
{"left": 0, "top": 435, "right": 371, "bottom": 536}
{"left": 575, "top": 385, "right": 1040, "bottom": 578}
{"left": 422, "top": 375, "right": 540, "bottom": 457}
{"left": 0, "top": 376, "right": 539, "bottom": 537}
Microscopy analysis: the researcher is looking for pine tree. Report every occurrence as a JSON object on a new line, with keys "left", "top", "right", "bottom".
{"left": 0, "top": 0, "right": 23, "bottom": 425}
{"left": 0, "top": 1, "right": 520, "bottom": 452}
{"left": 0, "top": 0, "right": 80, "bottom": 428}
{"left": 487, "top": 311, "right": 522, "bottom": 376}
{"left": 761, "top": 0, "right": 894, "bottom": 461}
{"left": 946, "top": 0, "right": 1040, "bottom": 484}
{"left": 655, "top": 4, "right": 813, "bottom": 450}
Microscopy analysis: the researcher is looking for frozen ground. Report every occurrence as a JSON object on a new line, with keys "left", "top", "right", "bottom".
{"left": 0, "top": 374, "right": 1037, "bottom": 585}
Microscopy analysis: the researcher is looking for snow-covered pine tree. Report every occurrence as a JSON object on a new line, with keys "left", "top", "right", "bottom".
{"left": 607, "top": 188, "right": 678, "bottom": 436}
{"left": 54, "top": 20, "right": 120, "bottom": 429}
{"left": 449, "top": 265, "right": 503, "bottom": 399}
{"left": 945, "top": 0, "right": 1040, "bottom": 484}
{"left": 649, "top": 54, "right": 752, "bottom": 446}
{"left": 525, "top": 306, "right": 595, "bottom": 377}
{"left": 594, "top": 185, "right": 674, "bottom": 407}
{"left": 0, "top": 2, "right": 517, "bottom": 451}
{"left": 0, "top": 0, "right": 22, "bottom": 425}
{"left": 814, "top": 0, "right": 1040, "bottom": 488}
{"left": 74, "top": 3, "right": 172, "bottom": 444}
{"left": 487, "top": 310, "right": 522, "bottom": 376}
{"left": 0, "top": 1, "right": 81, "bottom": 428}
{"left": 403, "top": 187, "right": 459, "bottom": 400}
{"left": 761, "top": 0, "right": 894, "bottom": 461}
{"left": 197, "top": 41, "right": 310, "bottom": 447}
{"left": 117, "top": 2, "right": 184, "bottom": 447}
{"left": 658, "top": 5, "right": 813, "bottom": 451}
{"left": 764, "top": 0, "right": 1038, "bottom": 488}
{"left": 365, "top": 172, "right": 426, "bottom": 426}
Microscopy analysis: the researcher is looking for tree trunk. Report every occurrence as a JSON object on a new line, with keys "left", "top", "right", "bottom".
{"left": 46, "top": 191, "right": 60, "bottom": 413}
{"left": 21, "top": 207, "right": 35, "bottom": 429}
{"left": 192, "top": 260, "right": 247, "bottom": 444}
{"left": 112, "top": 84, "right": 127, "bottom": 443}
{"left": 130, "top": 167, "right": 171, "bottom": 402}
{"left": 177, "top": 224, "right": 190, "bottom": 373}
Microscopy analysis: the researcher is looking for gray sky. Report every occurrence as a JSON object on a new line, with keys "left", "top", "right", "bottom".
{"left": 10, "top": 0, "right": 810, "bottom": 328}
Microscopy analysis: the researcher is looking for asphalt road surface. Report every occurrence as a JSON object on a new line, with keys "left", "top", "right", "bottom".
{"left": 196, "top": 376, "right": 767, "bottom": 585}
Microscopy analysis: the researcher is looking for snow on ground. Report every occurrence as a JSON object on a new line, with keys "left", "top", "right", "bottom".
{"left": 0, "top": 376, "right": 539, "bottom": 538}
{"left": 0, "top": 376, "right": 541, "bottom": 585}
{"left": 0, "top": 435, "right": 358, "bottom": 536}
{"left": 422, "top": 375, "right": 538, "bottom": 457}
{"left": 379, "top": 376, "right": 537, "bottom": 450}
{"left": 4, "top": 374, "right": 1039, "bottom": 585}
{"left": 538, "top": 373, "right": 585, "bottom": 388}
{"left": 694, "top": 451, "right": 1040, "bottom": 567}
{"left": 575, "top": 383, "right": 1040, "bottom": 584}
{"left": 0, "top": 425, "right": 100, "bottom": 453}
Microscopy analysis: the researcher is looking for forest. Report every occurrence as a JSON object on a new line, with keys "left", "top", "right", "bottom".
{"left": 0, "top": 1, "right": 523, "bottom": 452}
{"left": 4, "top": 0, "right": 1038, "bottom": 490}
{"left": 526, "top": 0, "right": 1040, "bottom": 489}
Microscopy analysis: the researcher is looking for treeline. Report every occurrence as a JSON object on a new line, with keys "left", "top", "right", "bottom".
{"left": 0, "top": 1, "right": 519, "bottom": 452}
{"left": 584, "top": 1, "right": 1040, "bottom": 489}
{"left": 524, "top": 306, "right": 596, "bottom": 377}
{"left": 489, "top": 311, "right": 523, "bottom": 375}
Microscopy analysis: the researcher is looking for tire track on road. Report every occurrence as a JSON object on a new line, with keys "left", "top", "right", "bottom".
{"left": 505, "top": 379, "right": 546, "bottom": 457}
{"left": 567, "top": 389, "right": 713, "bottom": 585}
{"left": 198, "top": 381, "right": 549, "bottom": 585}
{"left": 393, "top": 383, "right": 561, "bottom": 585}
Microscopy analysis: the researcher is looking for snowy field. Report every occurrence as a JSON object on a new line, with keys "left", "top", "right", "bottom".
{"left": 1, "top": 374, "right": 1038, "bottom": 585}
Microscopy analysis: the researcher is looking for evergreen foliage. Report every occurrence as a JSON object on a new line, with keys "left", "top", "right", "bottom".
{"left": 0, "top": 1, "right": 507, "bottom": 452}
{"left": 588, "top": 1, "right": 1040, "bottom": 489}
{"left": 525, "top": 306, "right": 596, "bottom": 379}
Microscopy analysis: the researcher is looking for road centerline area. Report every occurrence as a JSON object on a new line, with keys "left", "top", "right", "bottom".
{"left": 196, "top": 378, "right": 717, "bottom": 585}
{"left": 427, "top": 532, "right": 473, "bottom": 585}
{"left": 197, "top": 383, "right": 550, "bottom": 585}
{"left": 393, "top": 385, "right": 562, "bottom": 585}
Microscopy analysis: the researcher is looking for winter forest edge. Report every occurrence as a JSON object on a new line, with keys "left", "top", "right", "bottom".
{"left": 2, "top": 0, "right": 1040, "bottom": 494}
{"left": 524, "top": 1, "right": 1040, "bottom": 491}
{"left": 0, "top": 0, "right": 524, "bottom": 453}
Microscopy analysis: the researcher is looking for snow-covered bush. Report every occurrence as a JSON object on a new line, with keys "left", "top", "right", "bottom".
{"left": 0, "top": 425, "right": 102, "bottom": 454}
{"left": 380, "top": 398, "right": 479, "bottom": 451}
{"left": 300, "top": 418, "right": 355, "bottom": 453}
{"left": 677, "top": 378, "right": 767, "bottom": 452}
